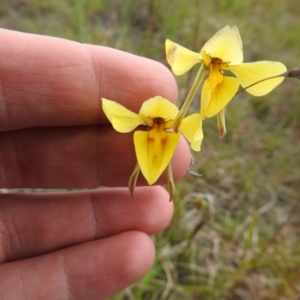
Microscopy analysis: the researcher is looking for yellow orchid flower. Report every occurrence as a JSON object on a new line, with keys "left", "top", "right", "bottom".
{"left": 102, "top": 96, "right": 203, "bottom": 200}
{"left": 166, "top": 25, "right": 287, "bottom": 120}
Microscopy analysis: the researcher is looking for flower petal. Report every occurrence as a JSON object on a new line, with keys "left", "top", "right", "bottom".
{"left": 201, "top": 25, "right": 243, "bottom": 65}
{"left": 134, "top": 130, "right": 180, "bottom": 185}
{"left": 165, "top": 39, "right": 201, "bottom": 75}
{"left": 230, "top": 61, "right": 287, "bottom": 96}
{"left": 139, "top": 96, "right": 179, "bottom": 128}
{"left": 102, "top": 98, "right": 143, "bottom": 133}
{"left": 179, "top": 113, "right": 203, "bottom": 151}
{"left": 201, "top": 76, "right": 239, "bottom": 118}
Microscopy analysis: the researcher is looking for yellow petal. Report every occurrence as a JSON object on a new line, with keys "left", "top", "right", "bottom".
{"left": 139, "top": 96, "right": 178, "bottom": 128}
{"left": 102, "top": 98, "right": 143, "bottom": 133}
{"left": 134, "top": 130, "right": 180, "bottom": 185}
{"left": 230, "top": 61, "right": 286, "bottom": 96}
{"left": 201, "top": 76, "right": 239, "bottom": 118}
{"left": 165, "top": 39, "right": 201, "bottom": 75}
{"left": 179, "top": 113, "right": 203, "bottom": 151}
{"left": 201, "top": 25, "right": 243, "bottom": 65}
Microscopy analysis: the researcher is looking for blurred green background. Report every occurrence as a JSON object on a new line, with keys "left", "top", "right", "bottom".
{"left": 1, "top": 0, "right": 300, "bottom": 299}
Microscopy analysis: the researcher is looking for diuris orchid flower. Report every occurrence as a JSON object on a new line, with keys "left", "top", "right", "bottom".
{"left": 102, "top": 96, "right": 203, "bottom": 200}
{"left": 166, "top": 25, "right": 286, "bottom": 123}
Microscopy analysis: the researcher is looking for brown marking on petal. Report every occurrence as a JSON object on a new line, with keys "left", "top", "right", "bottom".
{"left": 153, "top": 117, "right": 166, "bottom": 125}
{"left": 161, "top": 137, "right": 167, "bottom": 146}
{"left": 210, "top": 57, "right": 223, "bottom": 65}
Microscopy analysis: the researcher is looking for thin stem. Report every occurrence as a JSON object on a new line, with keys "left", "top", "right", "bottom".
{"left": 173, "top": 64, "right": 208, "bottom": 132}
{"left": 285, "top": 67, "right": 300, "bottom": 79}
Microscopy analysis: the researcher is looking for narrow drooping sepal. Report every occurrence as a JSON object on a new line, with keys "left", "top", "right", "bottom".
{"left": 167, "top": 163, "right": 175, "bottom": 202}
{"left": 128, "top": 163, "right": 141, "bottom": 198}
{"left": 217, "top": 109, "right": 226, "bottom": 138}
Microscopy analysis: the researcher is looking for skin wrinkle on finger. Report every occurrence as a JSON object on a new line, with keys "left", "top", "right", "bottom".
{"left": 0, "top": 142, "right": 9, "bottom": 187}
{"left": 0, "top": 232, "right": 155, "bottom": 300}
{"left": 0, "top": 30, "right": 98, "bottom": 130}
{"left": 63, "top": 232, "right": 156, "bottom": 299}
{"left": 61, "top": 254, "right": 75, "bottom": 300}
{"left": 0, "top": 56, "right": 9, "bottom": 126}
{"left": 0, "top": 126, "right": 190, "bottom": 188}
{"left": 0, "top": 191, "right": 98, "bottom": 263}
{"left": 87, "top": 190, "right": 98, "bottom": 240}
{"left": 0, "top": 247, "right": 77, "bottom": 299}
{"left": 0, "top": 126, "right": 137, "bottom": 188}
{"left": 0, "top": 187, "right": 173, "bottom": 263}
{"left": 0, "top": 209, "right": 13, "bottom": 262}
{"left": 0, "top": 29, "right": 178, "bottom": 131}
{"left": 90, "top": 187, "right": 173, "bottom": 237}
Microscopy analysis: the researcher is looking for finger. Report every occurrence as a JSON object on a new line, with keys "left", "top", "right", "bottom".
{"left": 0, "top": 186, "right": 173, "bottom": 262}
{"left": 0, "top": 126, "right": 190, "bottom": 188}
{"left": 0, "top": 231, "right": 154, "bottom": 300}
{"left": 0, "top": 29, "right": 178, "bottom": 131}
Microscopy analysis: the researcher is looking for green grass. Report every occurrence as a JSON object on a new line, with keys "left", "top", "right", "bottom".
{"left": 1, "top": 0, "right": 300, "bottom": 298}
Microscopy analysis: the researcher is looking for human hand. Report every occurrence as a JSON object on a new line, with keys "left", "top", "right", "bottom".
{"left": 0, "top": 29, "right": 190, "bottom": 299}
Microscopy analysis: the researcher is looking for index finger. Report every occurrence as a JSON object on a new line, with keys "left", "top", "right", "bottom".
{"left": 0, "top": 29, "right": 178, "bottom": 131}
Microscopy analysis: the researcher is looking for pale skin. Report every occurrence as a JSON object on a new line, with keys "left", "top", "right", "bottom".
{"left": 0, "top": 29, "right": 191, "bottom": 299}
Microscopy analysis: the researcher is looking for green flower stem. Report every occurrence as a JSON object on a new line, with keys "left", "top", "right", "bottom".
{"left": 173, "top": 63, "right": 208, "bottom": 132}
